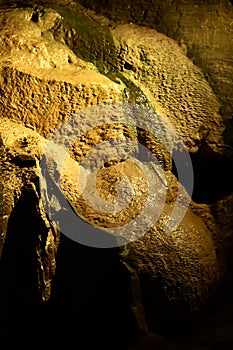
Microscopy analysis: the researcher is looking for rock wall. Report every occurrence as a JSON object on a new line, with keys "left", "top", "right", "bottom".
{"left": 77, "top": 0, "right": 233, "bottom": 119}
{"left": 76, "top": 0, "right": 233, "bottom": 161}
{"left": 0, "top": 1, "right": 233, "bottom": 349}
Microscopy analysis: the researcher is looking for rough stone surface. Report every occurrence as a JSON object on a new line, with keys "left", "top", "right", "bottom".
{"left": 0, "top": 113, "right": 222, "bottom": 339}
{"left": 0, "top": 1, "right": 233, "bottom": 349}
{"left": 0, "top": 7, "right": 123, "bottom": 138}
{"left": 77, "top": 0, "right": 233, "bottom": 154}
{"left": 43, "top": 2, "right": 225, "bottom": 156}
{"left": 42, "top": 134, "right": 221, "bottom": 335}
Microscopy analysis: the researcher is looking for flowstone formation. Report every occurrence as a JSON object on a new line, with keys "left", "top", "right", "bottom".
{"left": 0, "top": 1, "right": 233, "bottom": 349}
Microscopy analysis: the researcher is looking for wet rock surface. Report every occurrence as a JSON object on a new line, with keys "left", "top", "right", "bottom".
{"left": 0, "top": 1, "right": 233, "bottom": 350}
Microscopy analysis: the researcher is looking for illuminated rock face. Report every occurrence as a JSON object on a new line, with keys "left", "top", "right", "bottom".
{"left": 0, "top": 1, "right": 232, "bottom": 348}
{"left": 77, "top": 0, "right": 233, "bottom": 124}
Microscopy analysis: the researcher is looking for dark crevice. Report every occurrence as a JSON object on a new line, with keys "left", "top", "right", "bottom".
{"left": 31, "top": 6, "right": 45, "bottom": 23}
{"left": 0, "top": 187, "right": 140, "bottom": 348}
{"left": 31, "top": 11, "right": 40, "bottom": 23}
{"left": 48, "top": 234, "right": 140, "bottom": 349}
{"left": 0, "top": 187, "right": 43, "bottom": 348}
{"left": 11, "top": 154, "right": 37, "bottom": 167}
{"left": 124, "top": 61, "right": 136, "bottom": 71}
{"left": 172, "top": 143, "right": 233, "bottom": 204}
{"left": 0, "top": 187, "right": 39, "bottom": 303}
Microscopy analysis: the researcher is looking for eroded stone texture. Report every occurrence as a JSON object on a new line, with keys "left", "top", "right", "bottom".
{"left": 110, "top": 24, "right": 224, "bottom": 154}
{"left": 41, "top": 3, "right": 225, "bottom": 157}
{"left": 0, "top": 7, "right": 124, "bottom": 138}
{"left": 0, "top": 1, "right": 232, "bottom": 348}
{"left": 77, "top": 0, "right": 233, "bottom": 152}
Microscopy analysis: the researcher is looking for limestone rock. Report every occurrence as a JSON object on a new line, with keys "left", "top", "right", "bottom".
{"left": 42, "top": 2, "right": 225, "bottom": 159}
{"left": 0, "top": 118, "right": 137, "bottom": 349}
{"left": 111, "top": 24, "right": 223, "bottom": 153}
{"left": 77, "top": 0, "right": 233, "bottom": 156}
{"left": 0, "top": 3, "right": 226, "bottom": 162}
{"left": 45, "top": 146, "right": 220, "bottom": 332}
{"left": 0, "top": 6, "right": 123, "bottom": 139}
{"left": 0, "top": 115, "right": 222, "bottom": 341}
{"left": 0, "top": 118, "right": 59, "bottom": 301}
{"left": 130, "top": 206, "right": 219, "bottom": 333}
{"left": 0, "top": 1, "right": 232, "bottom": 347}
